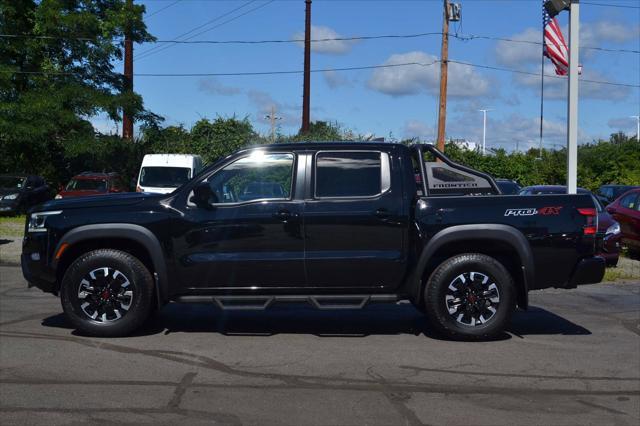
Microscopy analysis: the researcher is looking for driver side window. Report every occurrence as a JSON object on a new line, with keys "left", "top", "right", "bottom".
{"left": 207, "top": 152, "right": 294, "bottom": 204}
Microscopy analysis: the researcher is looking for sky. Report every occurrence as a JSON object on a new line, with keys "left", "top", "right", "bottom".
{"left": 96, "top": 0, "right": 640, "bottom": 152}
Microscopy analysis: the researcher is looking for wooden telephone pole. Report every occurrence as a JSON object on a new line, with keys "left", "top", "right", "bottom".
{"left": 301, "top": 0, "right": 311, "bottom": 133}
{"left": 436, "top": 0, "right": 450, "bottom": 152}
{"left": 265, "top": 105, "right": 282, "bottom": 143}
{"left": 122, "top": 0, "right": 134, "bottom": 140}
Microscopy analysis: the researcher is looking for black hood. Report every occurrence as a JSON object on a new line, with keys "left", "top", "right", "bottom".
{"left": 35, "top": 192, "right": 162, "bottom": 211}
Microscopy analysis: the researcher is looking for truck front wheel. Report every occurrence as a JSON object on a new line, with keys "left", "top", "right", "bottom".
{"left": 424, "top": 253, "right": 516, "bottom": 340}
{"left": 60, "top": 249, "right": 155, "bottom": 337}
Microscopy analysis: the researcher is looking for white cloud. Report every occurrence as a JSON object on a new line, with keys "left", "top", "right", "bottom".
{"left": 402, "top": 119, "right": 436, "bottom": 140}
{"left": 246, "top": 90, "right": 298, "bottom": 127}
{"left": 367, "top": 51, "right": 491, "bottom": 98}
{"left": 582, "top": 20, "right": 640, "bottom": 45}
{"left": 197, "top": 78, "right": 241, "bottom": 96}
{"left": 495, "top": 20, "right": 640, "bottom": 68}
{"left": 608, "top": 117, "right": 638, "bottom": 132}
{"left": 495, "top": 28, "right": 541, "bottom": 67}
{"left": 293, "top": 25, "right": 356, "bottom": 55}
{"left": 323, "top": 70, "right": 353, "bottom": 89}
{"left": 514, "top": 63, "right": 631, "bottom": 101}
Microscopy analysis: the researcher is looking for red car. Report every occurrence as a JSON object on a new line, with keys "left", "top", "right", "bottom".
{"left": 56, "top": 172, "right": 128, "bottom": 199}
{"left": 606, "top": 188, "right": 640, "bottom": 256}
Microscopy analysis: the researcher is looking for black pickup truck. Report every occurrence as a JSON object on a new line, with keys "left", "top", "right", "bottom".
{"left": 21, "top": 143, "right": 605, "bottom": 339}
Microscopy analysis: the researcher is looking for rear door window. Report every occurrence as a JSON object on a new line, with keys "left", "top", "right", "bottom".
{"left": 620, "top": 193, "right": 638, "bottom": 210}
{"left": 315, "top": 151, "right": 385, "bottom": 198}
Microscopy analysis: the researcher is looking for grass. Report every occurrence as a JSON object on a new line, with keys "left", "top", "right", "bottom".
{"left": 0, "top": 215, "right": 26, "bottom": 237}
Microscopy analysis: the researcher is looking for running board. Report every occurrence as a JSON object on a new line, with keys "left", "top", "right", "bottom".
{"left": 172, "top": 294, "right": 399, "bottom": 311}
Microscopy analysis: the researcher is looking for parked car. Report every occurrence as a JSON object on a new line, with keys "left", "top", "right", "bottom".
{"left": 597, "top": 185, "right": 639, "bottom": 204}
{"left": 136, "top": 154, "right": 204, "bottom": 194}
{"left": 605, "top": 188, "right": 640, "bottom": 256}
{"left": 22, "top": 143, "right": 605, "bottom": 340}
{"left": 0, "top": 174, "right": 52, "bottom": 215}
{"left": 518, "top": 185, "right": 620, "bottom": 266}
{"left": 56, "top": 172, "right": 128, "bottom": 199}
{"left": 495, "top": 179, "right": 521, "bottom": 195}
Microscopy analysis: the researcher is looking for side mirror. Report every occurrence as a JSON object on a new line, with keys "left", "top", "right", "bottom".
{"left": 191, "top": 181, "right": 218, "bottom": 209}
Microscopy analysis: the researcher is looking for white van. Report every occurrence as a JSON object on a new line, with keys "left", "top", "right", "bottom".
{"left": 136, "top": 154, "right": 204, "bottom": 194}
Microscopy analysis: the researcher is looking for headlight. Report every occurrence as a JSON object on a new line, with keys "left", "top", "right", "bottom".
{"left": 606, "top": 222, "right": 620, "bottom": 236}
{"left": 3, "top": 193, "right": 19, "bottom": 200}
{"left": 54, "top": 194, "right": 62, "bottom": 199}
{"left": 27, "top": 210, "right": 62, "bottom": 233}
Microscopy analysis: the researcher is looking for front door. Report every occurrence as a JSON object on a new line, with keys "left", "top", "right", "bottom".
{"left": 304, "top": 149, "right": 407, "bottom": 290}
{"left": 173, "top": 151, "right": 305, "bottom": 290}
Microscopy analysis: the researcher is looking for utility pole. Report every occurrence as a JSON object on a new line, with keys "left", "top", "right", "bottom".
{"left": 436, "top": 0, "right": 450, "bottom": 153}
{"left": 265, "top": 105, "right": 282, "bottom": 143}
{"left": 301, "top": 0, "right": 312, "bottom": 134}
{"left": 478, "top": 109, "right": 490, "bottom": 155}
{"left": 566, "top": 0, "right": 579, "bottom": 194}
{"left": 631, "top": 115, "right": 640, "bottom": 142}
{"left": 122, "top": 0, "right": 134, "bottom": 140}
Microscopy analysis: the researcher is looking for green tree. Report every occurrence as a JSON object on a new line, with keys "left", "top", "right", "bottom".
{"left": 0, "top": 0, "right": 154, "bottom": 182}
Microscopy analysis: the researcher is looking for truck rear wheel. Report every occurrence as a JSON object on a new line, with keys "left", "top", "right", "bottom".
{"left": 60, "top": 249, "right": 154, "bottom": 337}
{"left": 424, "top": 253, "right": 516, "bottom": 340}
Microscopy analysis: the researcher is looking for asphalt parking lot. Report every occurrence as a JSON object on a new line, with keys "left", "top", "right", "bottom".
{"left": 0, "top": 265, "right": 639, "bottom": 425}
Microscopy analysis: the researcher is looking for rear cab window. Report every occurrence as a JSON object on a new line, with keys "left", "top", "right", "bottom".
{"left": 314, "top": 151, "right": 390, "bottom": 198}
{"left": 420, "top": 149, "right": 496, "bottom": 197}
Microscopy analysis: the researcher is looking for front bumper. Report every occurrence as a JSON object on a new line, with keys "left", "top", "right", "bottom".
{"left": 21, "top": 233, "right": 57, "bottom": 294}
{"left": 0, "top": 201, "right": 19, "bottom": 214}
{"left": 568, "top": 256, "right": 606, "bottom": 287}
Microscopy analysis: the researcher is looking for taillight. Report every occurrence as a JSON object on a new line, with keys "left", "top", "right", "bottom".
{"left": 577, "top": 207, "right": 597, "bottom": 235}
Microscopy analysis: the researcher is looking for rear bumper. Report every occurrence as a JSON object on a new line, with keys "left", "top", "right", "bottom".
{"left": 568, "top": 256, "right": 606, "bottom": 287}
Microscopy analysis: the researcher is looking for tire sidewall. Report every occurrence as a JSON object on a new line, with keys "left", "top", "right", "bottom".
{"left": 60, "top": 249, "right": 153, "bottom": 337}
{"left": 425, "top": 254, "right": 515, "bottom": 340}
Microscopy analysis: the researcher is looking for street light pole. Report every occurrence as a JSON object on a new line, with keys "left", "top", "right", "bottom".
{"left": 631, "top": 115, "right": 640, "bottom": 142}
{"left": 566, "top": 0, "right": 580, "bottom": 194}
{"left": 479, "top": 109, "right": 490, "bottom": 155}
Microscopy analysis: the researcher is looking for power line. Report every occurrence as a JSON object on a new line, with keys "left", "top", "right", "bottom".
{"left": 581, "top": 1, "right": 640, "bottom": 9}
{"left": 145, "top": 0, "right": 183, "bottom": 19}
{"left": 4, "top": 59, "right": 639, "bottom": 89}
{"left": 2, "top": 31, "right": 637, "bottom": 55}
{"left": 135, "top": 0, "right": 275, "bottom": 61}
{"left": 133, "top": 0, "right": 258, "bottom": 60}
{"left": 0, "top": 61, "right": 438, "bottom": 77}
{"left": 448, "top": 60, "right": 640, "bottom": 88}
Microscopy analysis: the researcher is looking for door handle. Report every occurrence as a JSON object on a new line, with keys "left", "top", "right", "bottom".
{"left": 273, "top": 209, "right": 292, "bottom": 220}
{"left": 374, "top": 208, "right": 390, "bottom": 218}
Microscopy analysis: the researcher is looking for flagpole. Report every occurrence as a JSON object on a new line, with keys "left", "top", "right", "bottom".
{"left": 538, "top": 4, "right": 545, "bottom": 158}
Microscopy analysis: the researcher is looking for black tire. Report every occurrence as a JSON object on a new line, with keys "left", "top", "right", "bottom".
{"left": 60, "top": 249, "right": 154, "bottom": 337}
{"left": 424, "top": 253, "right": 516, "bottom": 341}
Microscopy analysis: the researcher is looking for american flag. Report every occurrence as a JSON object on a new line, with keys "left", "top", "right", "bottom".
{"left": 543, "top": 3, "right": 569, "bottom": 76}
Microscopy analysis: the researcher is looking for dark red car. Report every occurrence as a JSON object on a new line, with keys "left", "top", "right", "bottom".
{"left": 56, "top": 172, "right": 128, "bottom": 199}
{"left": 606, "top": 188, "right": 640, "bottom": 256}
{"left": 519, "top": 185, "right": 621, "bottom": 266}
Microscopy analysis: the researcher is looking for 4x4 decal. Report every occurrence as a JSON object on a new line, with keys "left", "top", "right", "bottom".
{"left": 505, "top": 206, "right": 563, "bottom": 217}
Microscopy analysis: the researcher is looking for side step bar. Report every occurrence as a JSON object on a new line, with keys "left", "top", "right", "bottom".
{"left": 172, "top": 294, "right": 399, "bottom": 311}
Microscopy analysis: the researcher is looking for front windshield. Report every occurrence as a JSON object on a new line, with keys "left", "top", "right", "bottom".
{"left": 140, "top": 167, "right": 191, "bottom": 188}
{"left": 66, "top": 179, "right": 108, "bottom": 192}
{"left": 0, "top": 176, "right": 25, "bottom": 190}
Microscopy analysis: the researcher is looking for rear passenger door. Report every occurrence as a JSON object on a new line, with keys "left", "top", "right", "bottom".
{"left": 304, "top": 149, "right": 406, "bottom": 290}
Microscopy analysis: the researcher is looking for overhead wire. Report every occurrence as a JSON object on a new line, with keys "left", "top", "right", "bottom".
{"left": 2, "top": 31, "right": 637, "bottom": 55}
{"left": 135, "top": 0, "right": 276, "bottom": 61}
{"left": 4, "top": 60, "right": 638, "bottom": 89}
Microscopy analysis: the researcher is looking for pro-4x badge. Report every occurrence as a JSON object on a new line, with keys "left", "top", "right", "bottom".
{"left": 504, "top": 206, "right": 563, "bottom": 217}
